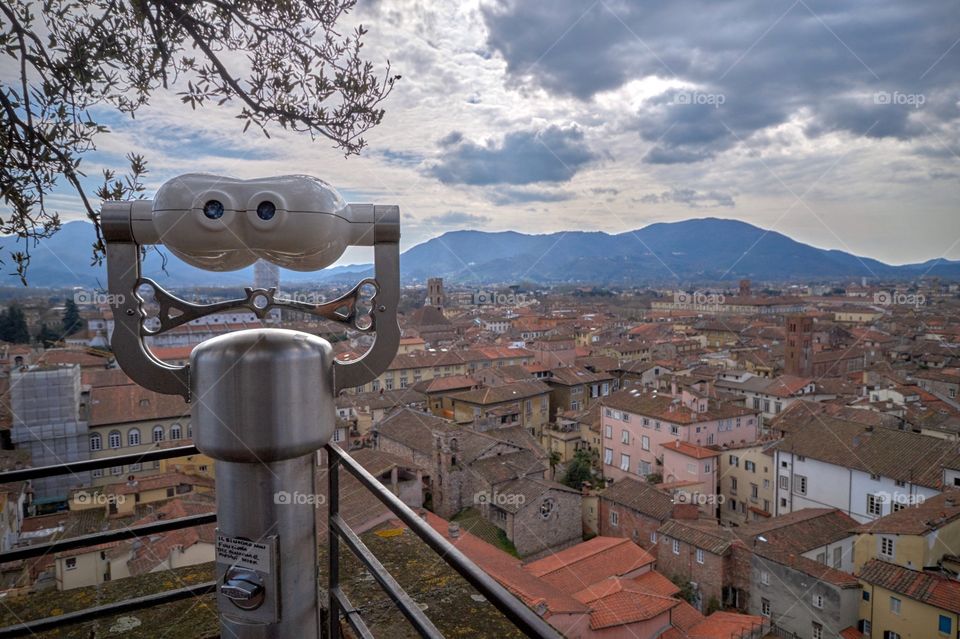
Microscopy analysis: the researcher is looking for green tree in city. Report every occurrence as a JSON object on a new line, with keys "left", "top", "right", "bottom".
{"left": 561, "top": 449, "right": 595, "bottom": 490}
{"left": 62, "top": 298, "right": 84, "bottom": 336}
{"left": 0, "top": 0, "right": 399, "bottom": 282}
{"left": 0, "top": 305, "right": 30, "bottom": 343}
{"left": 35, "top": 323, "right": 61, "bottom": 348}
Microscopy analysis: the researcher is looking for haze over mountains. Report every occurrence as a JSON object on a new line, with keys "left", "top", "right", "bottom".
{"left": 4, "top": 218, "right": 958, "bottom": 289}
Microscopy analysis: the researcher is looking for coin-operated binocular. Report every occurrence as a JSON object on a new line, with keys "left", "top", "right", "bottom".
{"left": 103, "top": 174, "right": 400, "bottom": 639}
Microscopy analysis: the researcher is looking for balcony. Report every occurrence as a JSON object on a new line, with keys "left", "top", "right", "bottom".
{"left": 0, "top": 444, "right": 559, "bottom": 638}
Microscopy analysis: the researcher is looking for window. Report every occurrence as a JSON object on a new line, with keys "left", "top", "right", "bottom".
{"left": 892, "top": 502, "right": 906, "bottom": 513}
{"left": 108, "top": 430, "right": 121, "bottom": 449}
{"left": 880, "top": 536, "right": 895, "bottom": 559}
{"left": 89, "top": 433, "right": 102, "bottom": 451}
{"left": 610, "top": 510, "right": 619, "bottom": 526}
{"left": 761, "top": 598, "right": 770, "bottom": 616}
{"left": 152, "top": 426, "right": 165, "bottom": 443}
{"left": 833, "top": 546, "right": 842, "bottom": 568}
{"left": 670, "top": 425, "right": 679, "bottom": 435}
{"left": 812, "top": 622, "right": 823, "bottom": 639}
{"left": 672, "top": 539, "right": 680, "bottom": 555}
{"left": 939, "top": 615, "right": 952, "bottom": 635}
{"left": 816, "top": 552, "right": 826, "bottom": 564}
{"left": 729, "top": 455, "right": 739, "bottom": 467}
{"left": 92, "top": 468, "right": 103, "bottom": 478}
{"left": 620, "top": 454, "right": 631, "bottom": 472}
{"left": 604, "top": 448, "right": 613, "bottom": 465}
{"left": 639, "top": 461, "right": 651, "bottom": 476}
{"left": 745, "top": 460, "right": 756, "bottom": 472}
{"left": 870, "top": 473, "right": 881, "bottom": 481}
{"left": 605, "top": 424, "right": 613, "bottom": 439}
{"left": 779, "top": 475, "right": 789, "bottom": 490}
{"left": 867, "top": 494, "right": 883, "bottom": 516}
{"left": 127, "top": 428, "right": 141, "bottom": 446}
{"left": 641, "top": 436, "right": 650, "bottom": 451}
{"left": 731, "top": 477, "right": 738, "bottom": 492}
{"left": 650, "top": 531, "right": 657, "bottom": 544}
{"left": 539, "top": 498, "right": 554, "bottom": 519}
{"left": 793, "top": 474, "right": 807, "bottom": 495}
{"left": 621, "top": 429, "right": 630, "bottom": 444}
{"left": 642, "top": 417, "right": 650, "bottom": 427}
{"left": 890, "top": 596, "right": 901, "bottom": 614}
{"left": 111, "top": 465, "right": 123, "bottom": 475}
{"left": 761, "top": 570, "right": 769, "bottom": 585}
{"left": 129, "top": 463, "right": 141, "bottom": 472}
{"left": 862, "top": 590, "right": 870, "bottom": 601}
{"left": 812, "top": 593, "right": 823, "bottom": 609}
{"left": 65, "top": 557, "right": 77, "bottom": 570}
{"left": 170, "top": 423, "right": 182, "bottom": 440}
{"left": 884, "top": 632, "right": 900, "bottom": 639}
{"left": 751, "top": 484, "right": 758, "bottom": 498}
{"left": 686, "top": 463, "right": 697, "bottom": 475}
{"left": 696, "top": 548, "right": 704, "bottom": 564}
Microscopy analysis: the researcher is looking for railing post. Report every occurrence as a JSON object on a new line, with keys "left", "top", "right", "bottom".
{"left": 328, "top": 448, "right": 341, "bottom": 639}
{"left": 192, "top": 329, "right": 332, "bottom": 639}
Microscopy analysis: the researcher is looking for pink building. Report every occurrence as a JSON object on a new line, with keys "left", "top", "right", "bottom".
{"left": 601, "top": 387, "right": 759, "bottom": 483}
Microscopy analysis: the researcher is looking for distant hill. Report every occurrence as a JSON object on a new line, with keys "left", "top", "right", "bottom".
{"left": 3, "top": 218, "right": 958, "bottom": 289}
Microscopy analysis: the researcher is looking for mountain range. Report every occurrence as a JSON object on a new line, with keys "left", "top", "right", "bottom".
{"left": 2, "top": 218, "right": 957, "bottom": 289}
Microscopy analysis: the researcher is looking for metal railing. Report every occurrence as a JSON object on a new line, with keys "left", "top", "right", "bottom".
{"left": 0, "top": 444, "right": 560, "bottom": 638}
{"left": 326, "top": 443, "right": 560, "bottom": 639}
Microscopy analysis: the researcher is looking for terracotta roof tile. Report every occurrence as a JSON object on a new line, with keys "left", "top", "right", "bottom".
{"left": 526, "top": 537, "right": 655, "bottom": 594}
{"left": 858, "top": 559, "right": 960, "bottom": 614}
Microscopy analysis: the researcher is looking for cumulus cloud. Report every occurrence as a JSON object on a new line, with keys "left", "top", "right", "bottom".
{"left": 481, "top": 0, "right": 960, "bottom": 163}
{"left": 422, "top": 211, "right": 492, "bottom": 226}
{"left": 639, "top": 188, "right": 735, "bottom": 208}
{"left": 425, "top": 124, "right": 596, "bottom": 185}
{"left": 487, "top": 186, "right": 575, "bottom": 205}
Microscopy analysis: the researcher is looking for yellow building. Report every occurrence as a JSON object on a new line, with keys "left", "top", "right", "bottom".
{"left": 86, "top": 382, "right": 193, "bottom": 487}
{"left": 69, "top": 472, "right": 214, "bottom": 516}
{"left": 347, "top": 347, "right": 534, "bottom": 394}
{"left": 446, "top": 380, "right": 551, "bottom": 439}
{"left": 834, "top": 308, "right": 884, "bottom": 324}
{"left": 851, "top": 491, "right": 960, "bottom": 573}
{"left": 858, "top": 559, "right": 960, "bottom": 639}
{"left": 718, "top": 440, "right": 777, "bottom": 525}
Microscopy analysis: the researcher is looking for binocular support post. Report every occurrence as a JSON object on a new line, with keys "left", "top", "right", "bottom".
{"left": 102, "top": 185, "right": 400, "bottom": 638}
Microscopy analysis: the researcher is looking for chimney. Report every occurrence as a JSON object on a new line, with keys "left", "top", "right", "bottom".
{"left": 448, "top": 521, "right": 460, "bottom": 539}
{"left": 672, "top": 503, "right": 699, "bottom": 520}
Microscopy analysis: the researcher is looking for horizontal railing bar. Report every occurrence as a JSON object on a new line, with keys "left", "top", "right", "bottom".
{"left": 331, "top": 586, "right": 376, "bottom": 639}
{"left": 0, "top": 445, "right": 201, "bottom": 483}
{"left": 331, "top": 514, "right": 443, "bottom": 639}
{"left": 0, "top": 580, "right": 217, "bottom": 638}
{"left": 0, "top": 513, "right": 216, "bottom": 563}
{"left": 326, "top": 444, "right": 562, "bottom": 639}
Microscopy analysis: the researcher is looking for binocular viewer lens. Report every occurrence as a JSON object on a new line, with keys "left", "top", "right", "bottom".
{"left": 257, "top": 201, "right": 276, "bottom": 221}
{"left": 203, "top": 200, "right": 225, "bottom": 220}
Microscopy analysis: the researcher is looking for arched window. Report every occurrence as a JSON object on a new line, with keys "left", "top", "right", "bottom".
{"left": 128, "top": 428, "right": 141, "bottom": 446}
{"left": 89, "top": 433, "right": 102, "bottom": 452}
{"left": 153, "top": 426, "right": 165, "bottom": 443}
{"left": 170, "top": 423, "right": 182, "bottom": 440}
{"left": 108, "top": 431, "right": 121, "bottom": 449}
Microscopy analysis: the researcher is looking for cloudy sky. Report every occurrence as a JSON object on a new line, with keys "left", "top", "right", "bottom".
{"left": 81, "top": 0, "right": 959, "bottom": 266}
